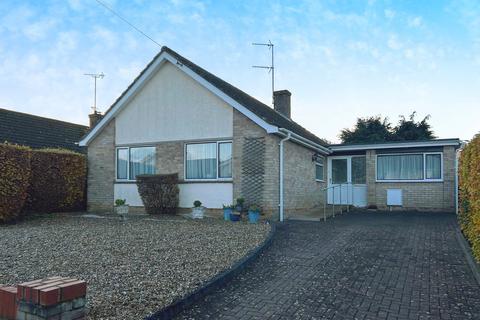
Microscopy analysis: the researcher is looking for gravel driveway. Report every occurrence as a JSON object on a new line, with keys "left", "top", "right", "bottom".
{"left": 0, "top": 214, "right": 270, "bottom": 319}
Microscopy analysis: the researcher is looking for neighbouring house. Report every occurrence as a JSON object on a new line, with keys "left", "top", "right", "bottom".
{"left": 0, "top": 108, "right": 88, "bottom": 153}
{"left": 79, "top": 47, "right": 461, "bottom": 220}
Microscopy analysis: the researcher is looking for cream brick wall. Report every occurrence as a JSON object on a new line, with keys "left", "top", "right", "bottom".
{"left": 366, "top": 146, "right": 456, "bottom": 211}
{"left": 232, "top": 109, "right": 326, "bottom": 219}
{"left": 87, "top": 121, "right": 115, "bottom": 212}
{"left": 283, "top": 140, "right": 326, "bottom": 217}
{"left": 232, "top": 109, "right": 279, "bottom": 217}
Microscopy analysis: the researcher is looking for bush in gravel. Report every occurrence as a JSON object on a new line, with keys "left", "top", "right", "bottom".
{"left": 0, "top": 143, "right": 31, "bottom": 223}
{"left": 25, "top": 149, "right": 87, "bottom": 213}
{"left": 459, "top": 133, "right": 480, "bottom": 261}
{"left": 136, "top": 174, "right": 179, "bottom": 214}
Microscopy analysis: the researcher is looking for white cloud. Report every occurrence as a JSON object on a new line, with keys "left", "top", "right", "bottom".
{"left": 23, "top": 19, "right": 57, "bottom": 41}
{"left": 407, "top": 16, "right": 423, "bottom": 28}
{"left": 384, "top": 9, "right": 396, "bottom": 19}
{"left": 387, "top": 34, "right": 402, "bottom": 50}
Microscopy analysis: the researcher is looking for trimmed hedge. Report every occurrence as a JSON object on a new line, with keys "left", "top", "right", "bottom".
{"left": 0, "top": 144, "right": 86, "bottom": 223}
{"left": 0, "top": 144, "right": 32, "bottom": 223}
{"left": 459, "top": 134, "right": 480, "bottom": 262}
{"left": 136, "top": 174, "right": 179, "bottom": 214}
{"left": 26, "top": 149, "right": 87, "bottom": 213}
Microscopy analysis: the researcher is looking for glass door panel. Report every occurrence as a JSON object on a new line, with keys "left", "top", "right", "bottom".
{"left": 331, "top": 159, "right": 348, "bottom": 184}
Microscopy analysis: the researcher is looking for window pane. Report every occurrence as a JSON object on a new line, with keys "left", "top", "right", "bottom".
{"left": 426, "top": 154, "right": 441, "bottom": 179}
{"left": 351, "top": 156, "right": 366, "bottom": 184}
{"left": 186, "top": 143, "right": 217, "bottom": 179}
{"left": 117, "top": 148, "right": 128, "bottom": 179}
{"left": 218, "top": 142, "right": 232, "bottom": 178}
{"left": 315, "top": 163, "right": 324, "bottom": 181}
{"left": 332, "top": 159, "right": 348, "bottom": 184}
{"left": 129, "top": 147, "right": 155, "bottom": 180}
{"left": 377, "top": 154, "right": 423, "bottom": 180}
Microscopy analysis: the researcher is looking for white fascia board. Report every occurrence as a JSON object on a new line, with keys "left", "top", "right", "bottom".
{"left": 79, "top": 52, "right": 278, "bottom": 146}
{"left": 278, "top": 128, "right": 331, "bottom": 155}
{"left": 165, "top": 54, "right": 278, "bottom": 134}
{"left": 79, "top": 53, "right": 170, "bottom": 146}
{"left": 329, "top": 139, "right": 460, "bottom": 152}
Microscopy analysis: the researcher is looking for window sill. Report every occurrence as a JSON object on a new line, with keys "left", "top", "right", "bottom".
{"left": 375, "top": 180, "right": 443, "bottom": 183}
{"left": 115, "top": 179, "right": 234, "bottom": 184}
{"left": 180, "top": 179, "right": 233, "bottom": 184}
{"left": 315, "top": 179, "right": 325, "bottom": 183}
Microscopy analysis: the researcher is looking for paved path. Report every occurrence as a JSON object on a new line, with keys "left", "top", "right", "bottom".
{"left": 176, "top": 211, "right": 480, "bottom": 320}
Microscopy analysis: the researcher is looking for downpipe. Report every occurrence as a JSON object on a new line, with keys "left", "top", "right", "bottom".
{"left": 279, "top": 133, "right": 291, "bottom": 222}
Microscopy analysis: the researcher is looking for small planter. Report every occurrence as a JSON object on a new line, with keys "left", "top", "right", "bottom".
{"left": 115, "top": 205, "right": 129, "bottom": 215}
{"left": 115, "top": 205, "right": 129, "bottom": 221}
{"left": 192, "top": 206, "right": 205, "bottom": 219}
{"left": 248, "top": 210, "right": 260, "bottom": 223}
{"left": 223, "top": 208, "right": 233, "bottom": 221}
{"left": 230, "top": 213, "right": 241, "bottom": 222}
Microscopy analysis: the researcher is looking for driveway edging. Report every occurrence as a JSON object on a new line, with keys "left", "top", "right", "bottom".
{"left": 455, "top": 226, "right": 480, "bottom": 286}
{"left": 144, "top": 221, "right": 276, "bottom": 320}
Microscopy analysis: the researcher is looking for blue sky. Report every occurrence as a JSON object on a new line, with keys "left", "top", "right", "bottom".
{"left": 0, "top": 0, "right": 479, "bottom": 142}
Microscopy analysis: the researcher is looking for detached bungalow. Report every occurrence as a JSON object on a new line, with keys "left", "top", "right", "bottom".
{"left": 79, "top": 47, "right": 461, "bottom": 220}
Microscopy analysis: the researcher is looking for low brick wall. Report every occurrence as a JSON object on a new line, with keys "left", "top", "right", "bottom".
{"left": 0, "top": 277, "right": 86, "bottom": 320}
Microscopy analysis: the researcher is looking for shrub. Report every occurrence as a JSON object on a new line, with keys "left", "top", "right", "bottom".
{"left": 25, "top": 149, "right": 87, "bottom": 213}
{"left": 459, "top": 134, "right": 480, "bottom": 261}
{"left": 136, "top": 173, "right": 179, "bottom": 214}
{"left": 193, "top": 200, "right": 202, "bottom": 207}
{"left": 115, "top": 199, "right": 127, "bottom": 206}
{"left": 0, "top": 144, "right": 31, "bottom": 223}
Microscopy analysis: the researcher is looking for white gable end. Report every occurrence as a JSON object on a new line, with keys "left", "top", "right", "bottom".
{"left": 115, "top": 61, "right": 233, "bottom": 145}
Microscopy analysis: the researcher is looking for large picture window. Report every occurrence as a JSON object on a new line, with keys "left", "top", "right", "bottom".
{"left": 116, "top": 146, "right": 155, "bottom": 181}
{"left": 185, "top": 141, "right": 232, "bottom": 180}
{"left": 377, "top": 153, "right": 442, "bottom": 181}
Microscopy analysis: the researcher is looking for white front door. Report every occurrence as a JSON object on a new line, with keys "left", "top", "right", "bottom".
{"left": 327, "top": 156, "right": 367, "bottom": 207}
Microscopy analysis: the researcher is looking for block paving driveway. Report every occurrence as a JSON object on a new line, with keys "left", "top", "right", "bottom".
{"left": 177, "top": 211, "right": 480, "bottom": 320}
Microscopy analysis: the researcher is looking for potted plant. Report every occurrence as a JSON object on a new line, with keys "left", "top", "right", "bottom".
{"left": 248, "top": 204, "right": 260, "bottom": 223}
{"left": 235, "top": 197, "right": 245, "bottom": 213}
{"left": 230, "top": 210, "right": 241, "bottom": 222}
{"left": 115, "top": 199, "right": 129, "bottom": 220}
{"left": 192, "top": 200, "right": 205, "bottom": 219}
{"left": 223, "top": 204, "right": 235, "bottom": 221}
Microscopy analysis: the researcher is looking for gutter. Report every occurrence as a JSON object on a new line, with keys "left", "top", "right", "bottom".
{"left": 279, "top": 133, "right": 291, "bottom": 222}
{"left": 277, "top": 128, "right": 331, "bottom": 155}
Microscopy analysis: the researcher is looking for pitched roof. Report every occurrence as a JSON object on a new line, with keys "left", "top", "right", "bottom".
{"left": 0, "top": 108, "right": 88, "bottom": 153}
{"left": 163, "top": 47, "right": 329, "bottom": 147}
{"left": 84, "top": 46, "right": 328, "bottom": 147}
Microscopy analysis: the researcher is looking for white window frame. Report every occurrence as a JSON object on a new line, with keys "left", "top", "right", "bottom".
{"left": 115, "top": 146, "right": 156, "bottom": 181}
{"left": 184, "top": 140, "right": 233, "bottom": 181}
{"left": 375, "top": 152, "right": 443, "bottom": 183}
{"left": 315, "top": 157, "right": 325, "bottom": 182}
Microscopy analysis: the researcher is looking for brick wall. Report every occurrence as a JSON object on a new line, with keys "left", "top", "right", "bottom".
{"left": 233, "top": 109, "right": 326, "bottom": 219}
{"left": 232, "top": 110, "right": 279, "bottom": 217}
{"left": 283, "top": 140, "right": 326, "bottom": 217}
{"left": 87, "top": 121, "right": 115, "bottom": 212}
{"left": 155, "top": 141, "right": 184, "bottom": 179}
{"left": 366, "top": 146, "right": 456, "bottom": 211}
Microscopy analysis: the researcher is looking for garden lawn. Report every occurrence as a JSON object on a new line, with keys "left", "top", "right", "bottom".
{"left": 0, "top": 214, "right": 270, "bottom": 319}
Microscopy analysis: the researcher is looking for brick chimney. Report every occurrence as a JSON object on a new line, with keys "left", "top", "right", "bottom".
{"left": 88, "top": 111, "right": 103, "bottom": 128}
{"left": 273, "top": 90, "right": 291, "bottom": 119}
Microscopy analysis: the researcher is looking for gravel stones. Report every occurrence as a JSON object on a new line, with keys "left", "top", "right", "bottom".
{"left": 0, "top": 214, "right": 270, "bottom": 319}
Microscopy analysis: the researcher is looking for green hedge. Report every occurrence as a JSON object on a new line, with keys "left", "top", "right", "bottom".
{"left": 136, "top": 174, "right": 179, "bottom": 214}
{"left": 459, "top": 134, "right": 480, "bottom": 262}
{"left": 0, "top": 144, "right": 32, "bottom": 223}
{"left": 26, "top": 149, "right": 87, "bottom": 213}
{"left": 0, "top": 144, "right": 86, "bottom": 223}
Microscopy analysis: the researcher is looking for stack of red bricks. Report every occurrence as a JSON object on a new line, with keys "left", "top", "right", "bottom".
{"left": 0, "top": 277, "right": 87, "bottom": 320}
